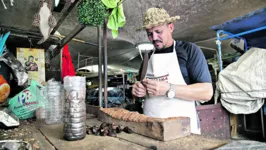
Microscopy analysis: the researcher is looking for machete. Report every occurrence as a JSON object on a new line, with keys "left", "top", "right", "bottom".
{"left": 140, "top": 50, "right": 149, "bottom": 81}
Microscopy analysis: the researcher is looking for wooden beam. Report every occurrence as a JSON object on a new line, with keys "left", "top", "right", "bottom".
{"left": 50, "top": 24, "right": 86, "bottom": 59}
{"left": 60, "top": 24, "right": 86, "bottom": 49}
{"left": 51, "top": 0, "right": 80, "bottom": 35}
{"left": 0, "top": 25, "right": 60, "bottom": 45}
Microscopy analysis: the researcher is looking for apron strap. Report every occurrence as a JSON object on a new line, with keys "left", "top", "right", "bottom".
{"left": 138, "top": 40, "right": 180, "bottom": 81}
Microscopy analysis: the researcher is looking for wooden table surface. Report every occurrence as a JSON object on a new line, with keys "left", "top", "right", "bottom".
{"left": 0, "top": 115, "right": 229, "bottom": 150}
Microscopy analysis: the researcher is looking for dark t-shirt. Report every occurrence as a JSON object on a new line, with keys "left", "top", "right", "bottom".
{"left": 139, "top": 40, "right": 212, "bottom": 84}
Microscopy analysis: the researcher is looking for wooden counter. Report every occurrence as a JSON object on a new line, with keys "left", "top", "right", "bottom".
{"left": 0, "top": 115, "right": 229, "bottom": 150}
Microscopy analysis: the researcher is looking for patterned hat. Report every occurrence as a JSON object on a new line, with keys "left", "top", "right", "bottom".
{"left": 138, "top": 7, "right": 180, "bottom": 30}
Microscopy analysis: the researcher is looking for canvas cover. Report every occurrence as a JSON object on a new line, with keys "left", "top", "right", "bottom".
{"left": 215, "top": 48, "right": 266, "bottom": 114}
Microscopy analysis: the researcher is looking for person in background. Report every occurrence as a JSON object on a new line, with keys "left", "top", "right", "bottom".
{"left": 132, "top": 7, "right": 213, "bottom": 134}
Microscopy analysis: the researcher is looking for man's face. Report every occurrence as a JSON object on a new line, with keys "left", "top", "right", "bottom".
{"left": 30, "top": 57, "right": 33, "bottom": 62}
{"left": 146, "top": 23, "right": 174, "bottom": 50}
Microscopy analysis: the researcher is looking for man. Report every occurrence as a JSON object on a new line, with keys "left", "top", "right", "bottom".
{"left": 132, "top": 7, "right": 213, "bottom": 134}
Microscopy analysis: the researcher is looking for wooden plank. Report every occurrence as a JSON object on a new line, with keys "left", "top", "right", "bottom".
{"left": 230, "top": 113, "right": 238, "bottom": 138}
{"left": 85, "top": 118, "right": 229, "bottom": 150}
{"left": 117, "top": 133, "right": 228, "bottom": 150}
{"left": 86, "top": 105, "right": 191, "bottom": 141}
{"left": 39, "top": 123, "right": 147, "bottom": 150}
{"left": 97, "top": 108, "right": 191, "bottom": 141}
{"left": 28, "top": 125, "right": 56, "bottom": 150}
{"left": 0, "top": 122, "right": 55, "bottom": 150}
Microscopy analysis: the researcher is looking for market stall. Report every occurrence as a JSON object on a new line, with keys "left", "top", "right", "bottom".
{"left": 1, "top": 0, "right": 266, "bottom": 149}
{"left": 211, "top": 7, "right": 266, "bottom": 140}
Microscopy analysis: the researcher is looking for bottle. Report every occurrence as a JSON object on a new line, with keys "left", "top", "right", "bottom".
{"left": 45, "top": 79, "right": 64, "bottom": 124}
{"left": 63, "top": 76, "right": 86, "bottom": 141}
{"left": 35, "top": 86, "right": 47, "bottom": 120}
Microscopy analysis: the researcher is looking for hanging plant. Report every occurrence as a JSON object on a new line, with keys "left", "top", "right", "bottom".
{"left": 78, "top": 0, "right": 108, "bottom": 26}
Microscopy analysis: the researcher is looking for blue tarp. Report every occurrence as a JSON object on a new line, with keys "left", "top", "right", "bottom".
{"left": 211, "top": 7, "right": 266, "bottom": 49}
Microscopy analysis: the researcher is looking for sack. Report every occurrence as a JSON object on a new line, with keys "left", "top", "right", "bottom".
{"left": 8, "top": 80, "right": 42, "bottom": 119}
{"left": 1, "top": 51, "right": 28, "bottom": 86}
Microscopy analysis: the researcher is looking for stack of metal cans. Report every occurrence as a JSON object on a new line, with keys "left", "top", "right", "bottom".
{"left": 63, "top": 76, "right": 86, "bottom": 141}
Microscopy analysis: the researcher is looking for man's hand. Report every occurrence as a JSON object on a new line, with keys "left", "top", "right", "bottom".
{"left": 142, "top": 79, "right": 170, "bottom": 96}
{"left": 132, "top": 81, "right": 147, "bottom": 97}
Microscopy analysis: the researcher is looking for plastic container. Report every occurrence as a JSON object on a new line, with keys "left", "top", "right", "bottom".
{"left": 45, "top": 80, "right": 64, "bottom": 124}
{"left": 35, "top": 86, "right": 47, "bottom": 120}
{"left": 63, "top": 76, "right": 86, "bottom": 141}
{"left": 35, "top": 107, "right": 46, "bottom": 120}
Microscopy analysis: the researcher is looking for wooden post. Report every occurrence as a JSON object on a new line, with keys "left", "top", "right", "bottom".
{"left": 98, "top": 26, "right": 103, "bottom": 107}
{"left": 103, "top": 18, "right": 108, "bottom": 108}
{"left": 122, "top": 72, "right": 125, "bottom": 103}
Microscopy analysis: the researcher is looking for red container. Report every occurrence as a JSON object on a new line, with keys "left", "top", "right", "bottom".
{"left": 196, "top": 103, "right": 231, "bottom": 139}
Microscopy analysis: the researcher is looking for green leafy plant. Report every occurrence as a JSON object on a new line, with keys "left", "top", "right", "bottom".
{"left": 78, "top": 0, "right": 108, "bottom": 26}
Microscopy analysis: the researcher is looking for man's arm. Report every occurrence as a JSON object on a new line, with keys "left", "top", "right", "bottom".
{"left": 142, "top": 80, "right": 213, "bottom": 101}
{"left": 132, "top": 51, "right": 153, "bottom": 98}
{"left": 179, "top": 42, "right": 213, "bottom": 101}
{"left": 143, "top": 42, "right": 213, "bottom": 101}
{"left": 132, "top": 81, "right": 146, "bottom": 98}
{"left": 173, "top": 83, "right": 213, "bottom": 101}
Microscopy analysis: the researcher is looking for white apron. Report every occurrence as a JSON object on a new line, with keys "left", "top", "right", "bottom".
{"left": 143, "top": 41, "right": 201, "bottom": 134}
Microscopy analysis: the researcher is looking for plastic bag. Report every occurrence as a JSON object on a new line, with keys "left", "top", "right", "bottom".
{"left": 8, "top": 80, "right": 42, "bottom": 120}
{"left": 1, "top": 51, "right": 28, "bottom": 86}
{"left": 0, "top": 74, "right": 10, "bottom": 103}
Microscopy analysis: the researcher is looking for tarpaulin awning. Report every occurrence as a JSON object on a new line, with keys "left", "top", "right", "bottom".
{"left": 211, "top": 7, "right": 266, "bottom": 49}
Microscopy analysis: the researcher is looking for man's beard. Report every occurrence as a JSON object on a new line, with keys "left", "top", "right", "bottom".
{"left": 153, "top": 40, "right": 165, "bottom": 51}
